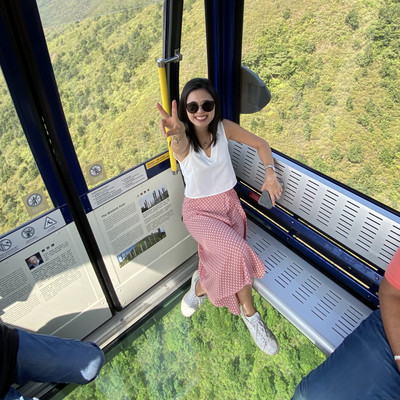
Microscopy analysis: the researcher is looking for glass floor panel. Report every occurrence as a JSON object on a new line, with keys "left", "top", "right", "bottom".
{"left": 47, "top": 287, "right": 325, "bottom": 400}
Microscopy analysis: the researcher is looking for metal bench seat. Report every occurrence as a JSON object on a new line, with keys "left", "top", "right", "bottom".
{"left": 230, "top": 141, "right": 400, "bottom": 354}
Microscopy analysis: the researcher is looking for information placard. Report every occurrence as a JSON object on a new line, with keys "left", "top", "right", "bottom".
{"left": 0, "top": 222, "right": 111, "bottom": 339}
{"left": 88, "top": 169, "right": 197, "bottom": 307}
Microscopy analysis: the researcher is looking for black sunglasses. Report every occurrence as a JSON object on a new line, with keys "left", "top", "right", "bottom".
{"left": 186, "top": 100, "right": 215, "bottom": 114}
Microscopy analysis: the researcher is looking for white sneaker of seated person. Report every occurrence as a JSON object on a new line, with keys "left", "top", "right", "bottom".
{"left": 181, "top": 270, "right": 207, "bottom": 317}
{"left": 240, "top": 306, "right": 279, "bottom": 355}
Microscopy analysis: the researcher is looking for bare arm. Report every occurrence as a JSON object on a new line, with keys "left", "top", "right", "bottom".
{"left": 379, "top": 276, "right": 400, "bottom": 371}
{"left": 223, "top": 119, "right": 282, "bottom": 205}
{"left": 156, "top": 100, "right": 190, "bottom": 161}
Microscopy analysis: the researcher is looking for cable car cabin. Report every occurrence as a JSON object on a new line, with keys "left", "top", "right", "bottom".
{"left": 0, "top": 0, "right": 399, "bottom": 399}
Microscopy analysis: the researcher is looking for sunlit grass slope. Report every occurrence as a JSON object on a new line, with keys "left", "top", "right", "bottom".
{"left": 63, "top": 291, "right": 325, "bottom": 400}
{"left": 241, "top": 0, "right": 400, "bottom": 209}
{"left": 1, "top": 0, "right": 398, "bottom": 234}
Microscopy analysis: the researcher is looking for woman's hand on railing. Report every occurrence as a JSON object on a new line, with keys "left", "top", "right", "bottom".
{"left": 262, "top": 170, "right": 283, "bottom": 207}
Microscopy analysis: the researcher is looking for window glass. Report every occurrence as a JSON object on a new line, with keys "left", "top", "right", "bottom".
{"left": 36, "top": 0, "right": 166, "bottom": 188}
{"left": 51, "top": 289, "right": 324, "bottom": 399}
{"left": 242, "top": 0, "right": 400, "bottom": 210}
{"left": 0, "top": 69, "right": 52, "bottom": 236}
{"left": 179, "top": 0, "right": 208, "bottom": 92}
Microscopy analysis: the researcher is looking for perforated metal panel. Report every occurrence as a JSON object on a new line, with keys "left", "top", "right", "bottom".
{"left": 246, "top": 220, "right": 372, "bottom": 355}
{"left": 229, "top": 141, "right": 400, "bottom": 270}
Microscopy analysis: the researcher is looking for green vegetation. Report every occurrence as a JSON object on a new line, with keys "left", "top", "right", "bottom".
{"left": 62, "top": 291, "right": 325, "bottom": 400}
{"left": 241, "top": 0, "right": 400, "bottom": 209}
{"left": 1, "top": 0, "right": 399, "bottom": 235}
{"left": 45, "top": 1, "right": 165, "bottom": 176}
{"left": 0, "top": 0, "right": 207, "bottom": 234}
{"left": 37, "top": 0, "right": 159, "bottom": 28}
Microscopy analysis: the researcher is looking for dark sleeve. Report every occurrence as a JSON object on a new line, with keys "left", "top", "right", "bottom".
{"left": 0, "top": 324, "right": 19, "bottom": 398}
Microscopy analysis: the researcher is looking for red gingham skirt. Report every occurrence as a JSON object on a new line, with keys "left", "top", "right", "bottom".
{"left": 182, "top": 188, "right": 265, "bottom": 315}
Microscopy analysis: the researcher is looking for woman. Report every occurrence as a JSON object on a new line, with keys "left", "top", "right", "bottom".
{"left": 157, "top": 78, "right": 282, "bottom": 355}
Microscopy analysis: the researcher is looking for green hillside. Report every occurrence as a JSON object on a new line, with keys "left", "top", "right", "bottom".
{"left": 61, "top": 291, "right": 325, "bottom": 400}
{"left": 0, "top": 0, "right": 207, "bottom": 234}
{"left": 36, "top": 0, "right": 160, "bottom": 27}
{"left": 0, "top": 0, "right": 398, "bottom": 234}
{"left": 241, "top": 0, "right": 400, "bottom": 207}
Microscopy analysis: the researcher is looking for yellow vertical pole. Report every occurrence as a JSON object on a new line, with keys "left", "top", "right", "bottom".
{"left": 157, "top": 64, "right": 178, "bottom": 174}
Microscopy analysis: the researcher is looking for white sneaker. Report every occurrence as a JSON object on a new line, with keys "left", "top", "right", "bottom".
{"left": 181, "top": 270, "right": 206, "bottom": 317}
{"left": 240, "top": 308, "right": 279, "bottom": 355}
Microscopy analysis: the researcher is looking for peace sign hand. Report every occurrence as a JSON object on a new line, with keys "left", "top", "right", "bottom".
{"left": 156, "top": 100, "right": 185, "bottom": 139}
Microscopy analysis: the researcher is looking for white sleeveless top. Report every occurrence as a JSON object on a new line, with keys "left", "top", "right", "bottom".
{"left": 178, "top": 121, "right": 237, "bottom": 198}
